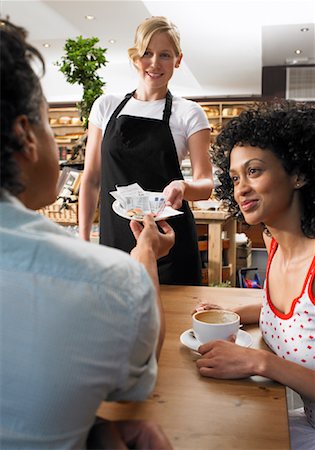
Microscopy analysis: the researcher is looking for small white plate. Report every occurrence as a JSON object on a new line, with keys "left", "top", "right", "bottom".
{"left": 180, "top": 328, "right": 253, "bottom": 352}
{"left": 112, "top": 200, "right": 184, "bottom": 222}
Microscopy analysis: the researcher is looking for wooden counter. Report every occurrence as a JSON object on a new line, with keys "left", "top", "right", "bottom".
{"left": 97, "top": 285, "right": 290, "bottom": 450}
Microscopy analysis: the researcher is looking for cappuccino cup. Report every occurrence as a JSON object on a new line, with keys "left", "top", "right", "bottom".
{"left": 192, "top": 309, "right": 240, "bottom": 344}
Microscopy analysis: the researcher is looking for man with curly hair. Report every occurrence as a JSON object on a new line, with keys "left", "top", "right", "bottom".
{"left": 194, "top": 101, "right": 315, "bottom": 450}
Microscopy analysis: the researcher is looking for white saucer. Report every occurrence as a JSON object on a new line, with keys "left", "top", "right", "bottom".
{"left": 180, "top": 328, "right": 253, "bottom": 352}
{"left": 112, "top": 200, "right": 183, "bottom": 222}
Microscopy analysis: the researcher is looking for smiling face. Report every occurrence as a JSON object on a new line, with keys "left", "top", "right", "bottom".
{"left": 229, "top": 145, "right": 299, "bottom": 227}
{"left": 134, "top": 31, "right": 182, "bottom": 93}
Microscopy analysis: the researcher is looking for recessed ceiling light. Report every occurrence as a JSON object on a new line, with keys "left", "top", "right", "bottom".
{"left": 108, "top": 39, "right": 116, "bottom": 44}
{"left": 85, "top": 15, "right": 95, "bottom": 20}
{"left": 300, "top": 27, "right": 309, "bottom": 32}
{"left": 295, "top": 49, "right": 302, "bottom": 55}
{"left": 42, "top": 43, "right": 51, "bottom": 48}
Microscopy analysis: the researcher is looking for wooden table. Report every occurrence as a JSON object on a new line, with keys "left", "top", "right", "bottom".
{"left": 97, "top": 285, "right": 290, "bottom": 450}
{"left": 192, "top": 209, "right": 237, "bottom": 286}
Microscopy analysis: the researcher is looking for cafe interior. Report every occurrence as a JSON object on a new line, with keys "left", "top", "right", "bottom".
{"left": 1, "top": 1, "right": 314, "bottom": 449}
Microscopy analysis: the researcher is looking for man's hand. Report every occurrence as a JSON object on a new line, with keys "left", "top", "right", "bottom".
{"left": 87, "top": 418, "right": 173, "bottom": 449}
{"left": 130, "top": 215, "right": 175, "bottom": 260}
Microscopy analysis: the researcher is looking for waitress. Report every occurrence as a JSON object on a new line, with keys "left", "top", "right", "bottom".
{"left": 79, "top": 16, "right": 213, "bottom": 285}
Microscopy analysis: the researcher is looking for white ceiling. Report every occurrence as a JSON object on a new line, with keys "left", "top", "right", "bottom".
{"left": 1, "top": 0, "right": 315, "bottom": 102}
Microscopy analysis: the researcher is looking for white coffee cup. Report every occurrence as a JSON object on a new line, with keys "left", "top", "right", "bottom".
{"left": 192, "top": 309, "right": 240, "bottom": 344}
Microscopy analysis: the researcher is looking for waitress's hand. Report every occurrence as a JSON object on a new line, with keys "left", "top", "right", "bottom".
{"left": 130, "top": 215, "right": 175, "bottom": 260}
{"left": 163, "top": 180, "right": 185, "bottom": 209}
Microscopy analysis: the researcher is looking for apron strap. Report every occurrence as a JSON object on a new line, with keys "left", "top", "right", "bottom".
{"left": 110, "top": 91, "right": 135, "bottom": 119}
{"left": 163, "top": 90, "right": 173, "bottom": 123}
{"left": 110, "top": 90, "right": 173, "bottom": 122}
{"left": 125, "top": 90, "right": 136, "bottom": 100}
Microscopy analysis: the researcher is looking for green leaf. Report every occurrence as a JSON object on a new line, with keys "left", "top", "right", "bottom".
{"left": 55, "top": 35, "right": 108, "bottom": 129}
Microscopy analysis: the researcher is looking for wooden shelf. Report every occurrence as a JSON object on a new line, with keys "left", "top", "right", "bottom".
{"left": 193, "top": 100, "right": 255, "bottom": 143}
{"left": 49, "top": 106, "right": 84, "bottom": 131}
{"left": 51, "top": 124, "right": 83, "bottom": 129}
{"left": 49, "top": 106, "right": 85, "bottom": 161}
{"left": 180, "top": 99, "right": 256, "bottom": 178}
{"left": 49, "top": 106, "right": 78, "bottom": 113}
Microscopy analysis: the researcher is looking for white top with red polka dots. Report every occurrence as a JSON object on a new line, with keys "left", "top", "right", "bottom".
{"left": 260, "top": 238, "right": 315, "bottom": 428}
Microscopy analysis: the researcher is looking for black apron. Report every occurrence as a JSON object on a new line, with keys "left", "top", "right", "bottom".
{"left": 100, "top": 90, "right": 202, "bottom": 285}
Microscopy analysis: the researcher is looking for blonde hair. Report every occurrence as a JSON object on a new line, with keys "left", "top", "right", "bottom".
{"left": 128, "top": 16, "right": 181, "bottom": 65}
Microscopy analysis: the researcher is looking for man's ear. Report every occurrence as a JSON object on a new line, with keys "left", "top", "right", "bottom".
{"left": 13, "top": 115, "right": 38, "bottom": 163}
{"left": 293, "top": 173, "right": 307, "bottom": 189}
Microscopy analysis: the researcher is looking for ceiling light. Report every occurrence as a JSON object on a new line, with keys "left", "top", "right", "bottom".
{"left": 300, "top": 27, "right": 309, "bottom": 32}
{"left": 42, "top": 43, "right": 51, "bottom": 48}
{"left": 85, "top": 15, "right": 95, "bottom": 20}
{"left": 295, "top": 49, "right": 302, "bottom": 55}
{"left": 108, "top": 39, "right": 116, "bottom": 44}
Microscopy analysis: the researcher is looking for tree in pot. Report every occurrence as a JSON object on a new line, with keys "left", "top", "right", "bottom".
{"left": 56, "top": 35, "right": 108, "bottom": 130}
{"left": 55, "top": 35, "right": 108, "bottom": 166}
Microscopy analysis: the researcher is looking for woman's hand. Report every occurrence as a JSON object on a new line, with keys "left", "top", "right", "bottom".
{"left": 130, "top": 215, "right": 175, "bottom": 260}
{"left": 192, "top": 302, "right": 262, "bottom": 325}
{"left": 197, "top": 336, "right": 315, "bottom": 403}
{"left": 163, "top": 180, "right": 185, "bottom": 210}
{"left": 191, "top": 302, "right": 223, "bottom": 315}
{"left": 196, "top": 339, "right": 261, "bottom": 379}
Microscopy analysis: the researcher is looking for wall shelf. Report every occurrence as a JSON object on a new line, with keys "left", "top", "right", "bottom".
{"left": 197, "top": 100, "right": 255, "bottom": 143}
{"left": 49, "top": 106, "right": 85, "bottom": 161}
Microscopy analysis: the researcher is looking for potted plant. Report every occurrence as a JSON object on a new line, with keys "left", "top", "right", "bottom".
{"left": 56, "top": 35, "right": 108, "bottom": 129}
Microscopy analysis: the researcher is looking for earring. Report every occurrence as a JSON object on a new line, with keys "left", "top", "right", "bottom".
{"left": 296, "top": 183, "right": 300, "bottom": 188}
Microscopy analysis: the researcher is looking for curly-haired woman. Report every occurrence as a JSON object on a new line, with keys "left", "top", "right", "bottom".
{"left": 194, "top": 101, "right": 315, "bottom": 449}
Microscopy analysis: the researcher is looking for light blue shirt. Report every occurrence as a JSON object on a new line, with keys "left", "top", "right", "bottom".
{"left": 0, "top": 193, "right": 159, "bottom": 449}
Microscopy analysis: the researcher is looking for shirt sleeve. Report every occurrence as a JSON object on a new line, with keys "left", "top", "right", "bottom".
{"left": 89, "top": 94, "right": 124, "bottom": 134}
{"left": 186, "top": 101, "right": 210, "bottom": 139}
{"left": 88, "top": 95, "right": 106, "bottom": 129}
{"left": 106, "top": 263, "right": 159, "bottom": 402}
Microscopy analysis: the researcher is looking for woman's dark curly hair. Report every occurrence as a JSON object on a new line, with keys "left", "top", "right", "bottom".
{"left": 0, "top": 20, "right": 45, "bottom": 196}
{"left": 210, "top": 100, "right": 315, "bottom": 238}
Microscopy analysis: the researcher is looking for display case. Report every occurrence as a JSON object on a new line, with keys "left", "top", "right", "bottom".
{"left": 180, "top": 99, "right": 257, "bottom": 178}
{"left": 198, "top": 100, "right": 255, "bottom": 142}
{"left": 49, "top": 106, "right": 85, "bottom": 162}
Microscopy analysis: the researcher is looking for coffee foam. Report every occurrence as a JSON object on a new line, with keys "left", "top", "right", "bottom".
{"left": 195, "top": 310, "right": 238, "bottom": 324}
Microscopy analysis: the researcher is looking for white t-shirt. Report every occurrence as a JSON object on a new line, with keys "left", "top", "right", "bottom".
{"left": 89, "top": 93, "right": 210, "bottom": 164}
